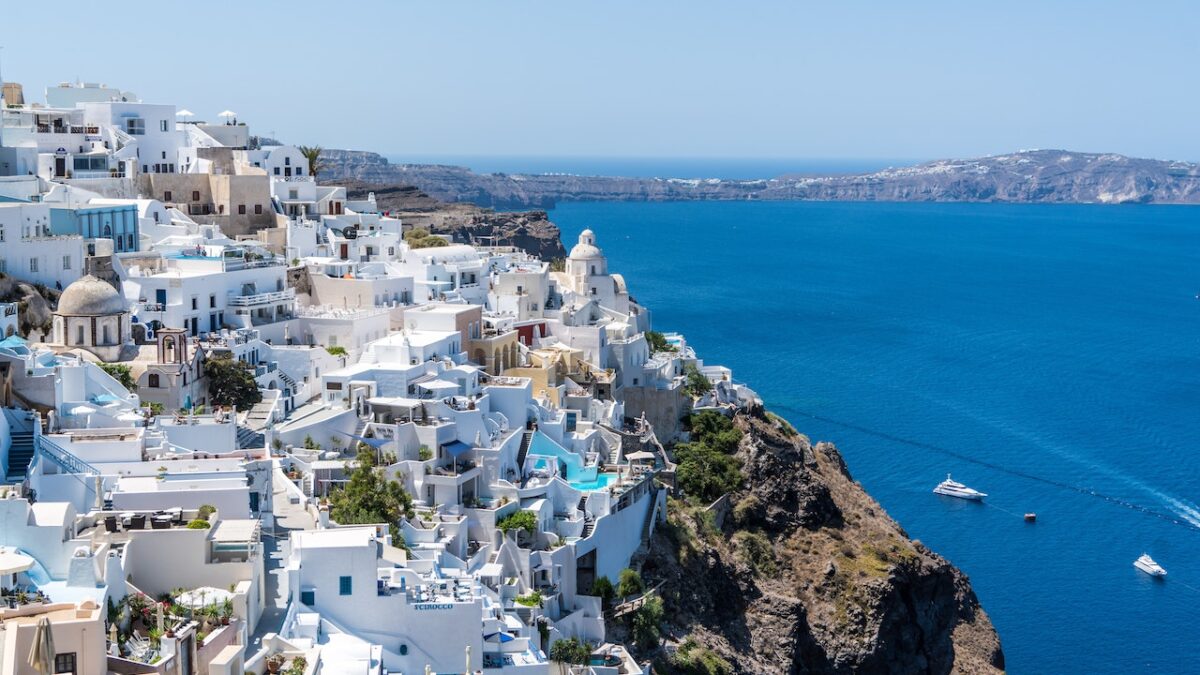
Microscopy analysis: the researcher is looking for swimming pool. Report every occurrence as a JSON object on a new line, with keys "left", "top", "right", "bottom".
{"left": 568, "top": 473, "right": 617, "bottom": 492}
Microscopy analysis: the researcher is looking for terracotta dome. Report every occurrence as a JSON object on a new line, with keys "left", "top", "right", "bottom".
{"left": 56, "top": 275, "right": 127, "bottom": 316}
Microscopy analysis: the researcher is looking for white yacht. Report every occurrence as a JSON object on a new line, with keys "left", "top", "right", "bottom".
{"left": 932, "top": 474, "right": 987, "bottom": 501}
{"left": 1133, "top": 554, "right": 1167, "bottom": 577}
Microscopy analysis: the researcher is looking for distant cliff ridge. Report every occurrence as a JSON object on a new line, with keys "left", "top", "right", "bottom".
{"left": 320, "top": 149, "right": 1200, "bottom": 209}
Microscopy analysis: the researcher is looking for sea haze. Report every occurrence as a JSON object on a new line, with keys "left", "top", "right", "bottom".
{"left": 384, "top": 155, "right": 916, "bottom": 180}
{"left": 549, "top": 200, "right": 1200, "bottom": 674}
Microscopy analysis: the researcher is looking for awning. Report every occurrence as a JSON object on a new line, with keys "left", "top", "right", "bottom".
{"left": 485, "top": 632, "right": 515, "bottom": 643}
{"left": 626, "top": 451, "right": 656, "bottom": 461}
{"left": 338, "top": 431, "right": 390, "bottom": 449}
{"left": 443, "top": 440, "right": 472, "bottom": 458}
{"left": 0, "top": 550, "right": 34, "bottom": 576}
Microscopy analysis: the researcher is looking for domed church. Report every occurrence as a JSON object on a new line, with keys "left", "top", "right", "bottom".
{"left": 50, "top": 275, "right": 135, "bottom": 361}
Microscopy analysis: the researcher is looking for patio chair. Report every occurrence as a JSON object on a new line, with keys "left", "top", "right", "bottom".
{"left": 104, "top": 516, "right": 119, "bottom": 533}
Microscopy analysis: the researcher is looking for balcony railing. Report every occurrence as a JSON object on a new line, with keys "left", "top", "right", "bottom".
{"left": 228, "top": 288, "right": 295, "bottom": 307}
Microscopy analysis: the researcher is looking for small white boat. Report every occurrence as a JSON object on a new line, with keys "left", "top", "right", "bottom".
{"left": 1133, "top": 553, "right": 1167, "bottom": 577}
{"left": 933, "top": 474, "right": 987, "bottom": 501}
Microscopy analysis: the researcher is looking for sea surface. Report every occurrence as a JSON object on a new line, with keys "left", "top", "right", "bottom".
{"left": 548, "top": 200, "right": 1200, "bottom": 674}
{"left": 386, "top": 155, "right": 914, "bottom": 179}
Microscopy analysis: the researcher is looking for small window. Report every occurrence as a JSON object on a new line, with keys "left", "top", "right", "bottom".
{"left": 210, "top": 294, "right": 216, "bottom": 308}
{"left": 285, "top": 157, "right": 291, "bottom": 166}
{"left": 300, "top": 589, "right": 315, "bottom": 606}
{"left": 238, "top": 204, "right": 246, "bottom": 215}
{"left": 164, "top": 190, "right": 172, "bottom": 202}
{"left": 160, "top": 120, "right": 169, "bottom": 132}
{"left": 29, "top": 258, "right": 37, "bottom": 273}
{"left": 148, "top": 373, "right": 160, "bottom": 388}
{"left": 192, "top": 191, "right": 200, "bottom": 202}
{"left": 54, "top": 652, "right": 77, "bottom": 675}
{"left": 255, "top": 204, "right": 263, "bottom": 215}
{"left": 274, "top": 167, "right": 280, "bottom": 175}
{"left": 161, "top": 151, "right": 167, "bottom": 159}
{"left": 191, "top": 297, "right": 198, "bottom": 310}
{"left": 62, "top": 255, "right": 71, "bottom": 270}
{"left": 126, "top": 118, "right": 145, "bottom": 135}
{"left": 339, "top": 576, "right": 352, "bottom": 595}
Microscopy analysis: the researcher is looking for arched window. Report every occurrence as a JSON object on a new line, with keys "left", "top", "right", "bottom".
{"left": 102, "top": 325, "right": 111, "bottom": 344}
{"left": 75, "top": 324, "right": 84, "bottom": 345}
{"left": 148, "top": 374, "right": 160, "bottom": 388}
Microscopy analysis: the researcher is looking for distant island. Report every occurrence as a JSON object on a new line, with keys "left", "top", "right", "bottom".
{"left": 319, "top": 149, "right": 1200, "bottom": 210}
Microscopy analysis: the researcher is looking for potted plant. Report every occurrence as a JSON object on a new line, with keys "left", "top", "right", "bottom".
{"left": 147, "top": 626, "right": 163, "bottom": 648}
{"left": 220, "top": 598, "right": 233, "bottom": 625}
{"left": 287, "top": 655, "right": 308, "bottom": 675}
{"left": 266, "top": 653, "right": 286, "bottom": 673}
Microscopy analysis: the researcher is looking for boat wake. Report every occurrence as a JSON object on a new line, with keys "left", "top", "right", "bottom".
{"left": 784, "top": 406, "right": 1200, "bottom": 534}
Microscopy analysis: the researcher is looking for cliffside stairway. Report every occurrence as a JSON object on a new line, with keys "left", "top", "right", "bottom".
{"left": 516, "top": 430, "right": 533, "bottom": 472}
{"left": 4, "top": 409, "right": 37, "bottom": 480}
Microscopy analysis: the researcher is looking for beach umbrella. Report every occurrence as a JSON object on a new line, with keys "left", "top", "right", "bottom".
{"left": 176, "top": 109, "right": 194, "bottom": 117}
{"left": 218, "top": 110, "right": 237, "bottom": 118}
{"left": 27, "top": 616, "right": 54, "bottom": 674}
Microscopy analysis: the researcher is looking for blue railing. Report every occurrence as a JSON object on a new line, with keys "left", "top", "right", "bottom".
{"left": 37, "top": 437, "right": 101, "bottom": 476}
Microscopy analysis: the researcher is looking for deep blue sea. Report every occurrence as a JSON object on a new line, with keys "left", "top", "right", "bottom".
{"left": 549, "top": 200, "right": 1200, "bottom": 674}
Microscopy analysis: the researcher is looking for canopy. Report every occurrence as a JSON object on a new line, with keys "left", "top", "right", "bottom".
{"left": 443, "top": 440, "right": 472, "bottom": 458}
{"left": 626, "top": 451, "right": 656, "bottom": 461}
{"left": 484, "top": 632, "right": 515, "bottom": 643}
{"left": 338, "top": 431, "right": 390, "bottom": 450}
{"left": 0, "top": 550, "right": 35, "bottom": 575}
{"left": 176, "top": 586, "right": 234, "bottom": 608}
{"left": 218, "top": 110, "right": 237, "bottom": 118}
{"left": 176, "top": 109, "right": 194, "bottom": 117}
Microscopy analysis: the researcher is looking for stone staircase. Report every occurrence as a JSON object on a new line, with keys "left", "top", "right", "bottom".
{"left": 236, "top": 426, "right": 265, "bottom": 450}
{"left": 3, "top": 409, "right": 37, "bottom": 480}
{"left": 277, "top": 369, "right": 298, "bottom": 396}
{"left": 516, "top": 430, "right": 533, "bottom": 472}
{"left": 6, "top": 429, "right": 35, "bottom": 480}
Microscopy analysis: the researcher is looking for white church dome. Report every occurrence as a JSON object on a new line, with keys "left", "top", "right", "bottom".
{"left": 569, "top": 229, "right": 603, "bottom": 259}
{"left": 57, "top": 275, "right": 127, "bottom": 316}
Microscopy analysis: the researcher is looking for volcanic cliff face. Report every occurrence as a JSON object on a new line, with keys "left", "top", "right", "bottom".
{"left": 321, "top": 148, "right": 1200, "bottom": 209}
{"left": 332, "top": 178, "right": 567, "bottom": 261}
{"left": 643, "top": 409, "right": 1004, "bottom": 674}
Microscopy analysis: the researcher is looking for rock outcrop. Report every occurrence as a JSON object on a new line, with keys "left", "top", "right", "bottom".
{"left": 643, "top": 409, "right": 1004, "bottom": 674}
{"left": 321, "top": 148, "right": 1200, "bottom": 209}
{"left": 334, "top": 179, "right": 566, "bottom": 260}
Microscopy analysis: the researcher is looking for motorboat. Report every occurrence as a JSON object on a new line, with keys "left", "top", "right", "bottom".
{"left": 932, "top": 474, "right": 987, "bottom": 501}
{"left": 1133, "top": 553, "right": 1166, "bottom": 577}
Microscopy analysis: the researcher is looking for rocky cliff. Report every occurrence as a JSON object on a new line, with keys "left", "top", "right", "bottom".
{"left": 334, "top": 179, "right": 566, "bottom": 260}
{"left": 640, "top": 408, "right": 1004, "bottom": 674}
{"left": 321, "top": 148, "right": 1200, "bottom": 209}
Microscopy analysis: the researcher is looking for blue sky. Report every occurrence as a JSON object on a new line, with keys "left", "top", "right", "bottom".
{"left": 2, "top": 1, "right": 1196, "bottom": 161}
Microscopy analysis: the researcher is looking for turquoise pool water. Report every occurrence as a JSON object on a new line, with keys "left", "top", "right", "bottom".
{"left": 569, "top": 473, "right": 617, "bottom": 492}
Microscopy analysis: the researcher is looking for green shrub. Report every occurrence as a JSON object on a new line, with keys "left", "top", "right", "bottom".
{"left": 187, "top": 519, "right": 211, "bottom": 529}
{"left": 325, "top": 345, "right": 347, "bottom": 357}
{"left": 733, "top": 530, "right": 777, "bottom": 577}
{"left": 514, "top": 591, "right": 543, "bottom": 607}
{"left": 590, "top": 576, "right": 615, "bottom": 608}
{"left": 497, "top": 510, "right": 538, "bottom": 535}
{"left": 674, "top": 443, "right": 742, "bottom": 504}
{"left": 417, "top": 445, "right": 433, "bottom": 461}
{"left": 197, "top": 504, "right": 217, "bottom": 521}
{"left": 617, "top": 568, "right": 644, "bottom": 598}
{"left": 99, "top": 363, "right": 136, "bottom": 391}
{"left": 671, "top": 637, "right": 733, "bottom": 675}
{"left": 630, "top": 595, "right": 664, "bottom": 650}
{"left": 646, "top": 330, "right": 676, "bottom": 353}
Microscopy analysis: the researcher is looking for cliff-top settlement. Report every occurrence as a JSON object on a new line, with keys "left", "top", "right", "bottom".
{"left": 0, "top": 80, "right": 1001, "bottom": 673}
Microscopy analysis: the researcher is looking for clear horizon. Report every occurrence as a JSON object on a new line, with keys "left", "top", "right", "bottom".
{"left": 2, "top": 1, "right": 1197, "bottom": 162}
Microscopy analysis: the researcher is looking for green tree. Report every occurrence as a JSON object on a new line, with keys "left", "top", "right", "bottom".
{"left": 645, "top": 331, "right": 676, "bottom": 353}
{"left": 297, "top": 145, "right": 325, "bottom": 178}
{"left": 590, "top": 576, "right": 615, "bottom": 608}
{"left": 687, "top": 412, "right": 741, "bottom": 454}
{"left": 325, "top": 345, "right": 347, "bottom": 357}
{"left": 630, "top": 595, "right": 664, "bottom": 650}
{"left": 497, "top": 510, "right": 538, "bottom": 535}
{"left": 684, "top": 364, "right": 713, "bottom": 398}
{"left": 617, "top": 568, "right": 644, "bottom": 598}
{"left": 205, "top": 354, "right": 262, "bottom": 410}
{"left": 98, "top": 363, "right": 136, "bottom": 391}
{"left": 328, "top": 447, "right": 414, "bottom": 543}
{"left": 674, "top": 443, "right": 742, "bottom": 504}
{"left": 549, "top": 637, "right": 592, "bottom": 666}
